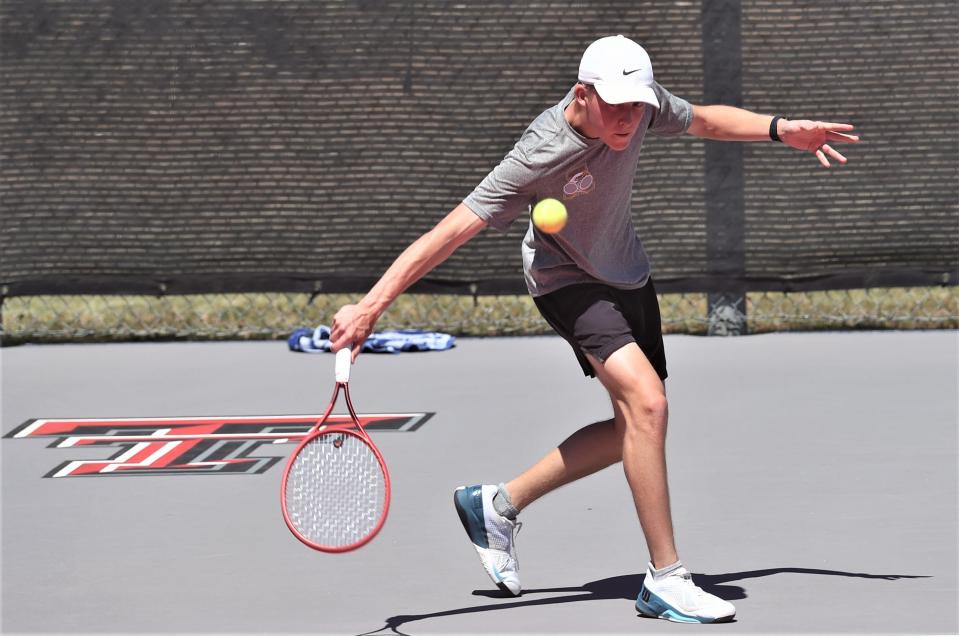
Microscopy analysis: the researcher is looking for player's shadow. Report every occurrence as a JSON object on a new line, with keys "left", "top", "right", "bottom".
{"left": 358, "top": 567, "right": 929, "bottom": 635}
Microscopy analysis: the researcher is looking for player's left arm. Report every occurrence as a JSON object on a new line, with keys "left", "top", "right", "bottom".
{"left": 687, "top": 104, "right": 860, "bottom": 168}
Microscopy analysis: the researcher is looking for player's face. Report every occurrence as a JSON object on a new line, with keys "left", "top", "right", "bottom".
{"left": 584, "top": 87, "right": 647, "bottom": 151}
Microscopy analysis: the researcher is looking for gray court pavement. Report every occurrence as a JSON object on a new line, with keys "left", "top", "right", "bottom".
{"left": 2, "top": 331, "right": 957, "bottom": 635}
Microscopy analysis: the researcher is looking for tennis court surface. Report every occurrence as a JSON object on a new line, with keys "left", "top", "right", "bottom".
{"left": 2, "top": 330, "right": 956, "bottom": 635}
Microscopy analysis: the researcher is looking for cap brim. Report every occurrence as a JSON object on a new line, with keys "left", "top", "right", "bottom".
{"left": 594, "top": 82, "right": 659, "bottom": 107}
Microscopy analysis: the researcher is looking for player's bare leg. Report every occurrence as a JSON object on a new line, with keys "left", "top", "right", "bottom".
{"left": 589, "top": 344, "right": 678, "bottom": 569}
{"left": 504, "top": 416, "right": 622, "bottom": 510}
{"left": 491, "top": 342, "right": 734, "bottom": 621}
{"left": 505, "top": 342, "right": 678, "bottom": 569}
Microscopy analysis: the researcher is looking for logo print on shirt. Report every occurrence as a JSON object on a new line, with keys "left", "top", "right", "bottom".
{"left": 562, "top": 166, "right": 595, "bottom": 200}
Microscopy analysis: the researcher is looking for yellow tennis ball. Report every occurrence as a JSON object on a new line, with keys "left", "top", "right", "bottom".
{"left": 532, "top": 198, "right": 567, "bottom": 234}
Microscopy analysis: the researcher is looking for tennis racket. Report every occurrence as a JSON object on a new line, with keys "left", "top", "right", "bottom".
{"left": 281, "top": 347, "right": 391, "bottom": 552}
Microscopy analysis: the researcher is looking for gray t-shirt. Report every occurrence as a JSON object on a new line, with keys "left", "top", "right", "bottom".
{"left": 464, "top": 82, "right": 693, "bottom": 297}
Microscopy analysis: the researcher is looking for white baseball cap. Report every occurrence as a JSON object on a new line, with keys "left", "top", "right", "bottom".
{"left": 578, "top": 35, "right": 658, "bottom": 107}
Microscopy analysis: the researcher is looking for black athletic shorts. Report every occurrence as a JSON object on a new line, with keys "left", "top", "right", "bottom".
{"left": 532, "top": 279, "right": 667, "bottom": 381}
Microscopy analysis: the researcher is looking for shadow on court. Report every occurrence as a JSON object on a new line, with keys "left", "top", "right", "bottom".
{"left": 359, "top": 568, "right": 930, "bottom": 635}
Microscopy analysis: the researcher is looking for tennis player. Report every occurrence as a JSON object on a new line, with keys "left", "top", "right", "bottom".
{"left": 331, "top": 34, "right": 858, "bottom": 624}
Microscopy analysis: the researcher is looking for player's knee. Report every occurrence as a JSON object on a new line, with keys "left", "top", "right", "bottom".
{"left": 641, "top": 391, "right": 669, "bottom": 426}
{"left": 622, "top": 391, "right": 668, "bottom": 440}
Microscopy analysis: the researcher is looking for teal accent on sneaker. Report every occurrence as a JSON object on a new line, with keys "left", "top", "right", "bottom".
{"left": 453, "top": 485, "right": 489, "bottom": 549}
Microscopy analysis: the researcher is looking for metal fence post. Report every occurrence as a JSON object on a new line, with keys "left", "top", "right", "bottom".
{"left": 703, "top": 0, "right": 747, "bottom": 336}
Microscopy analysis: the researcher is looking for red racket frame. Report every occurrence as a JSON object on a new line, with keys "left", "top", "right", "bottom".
{"left": 280, "top": 373, "right": 391, "bottom": 553}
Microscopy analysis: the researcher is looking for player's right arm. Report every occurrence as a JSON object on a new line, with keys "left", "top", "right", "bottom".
{"left": 330, "top": 203, "right": 487, "bottom": 359}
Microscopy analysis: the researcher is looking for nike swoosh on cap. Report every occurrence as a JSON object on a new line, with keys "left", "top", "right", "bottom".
{"left": 622, "top": 68, "right": 643, "bottom": 75}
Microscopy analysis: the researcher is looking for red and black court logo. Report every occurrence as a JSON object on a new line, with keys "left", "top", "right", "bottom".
{"left": 4, "top": 414, "right": 432, "bottom": 478}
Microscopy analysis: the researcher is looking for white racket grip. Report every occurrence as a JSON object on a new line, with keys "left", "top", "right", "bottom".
{"left": 335, "top": 347, "right": 352, "bottom": 383}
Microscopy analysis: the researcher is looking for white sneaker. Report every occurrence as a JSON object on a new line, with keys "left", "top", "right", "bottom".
{"left": 453, "top": 484, "right": 521, "bottom": 596}
{"left": 635, "top": 562, "right": 736, "bottom": 623}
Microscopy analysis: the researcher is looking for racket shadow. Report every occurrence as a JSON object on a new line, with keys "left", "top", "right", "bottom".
{"left": 357, "top": 567, "right": 930, "bottom": 635}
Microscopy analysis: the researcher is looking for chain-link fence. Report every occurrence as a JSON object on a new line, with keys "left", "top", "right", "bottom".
{"left": 2, "top": 287, "right": 955, "bottom": 345}
{"left": 3, "top": 2, "right": 955, "bottom": 346}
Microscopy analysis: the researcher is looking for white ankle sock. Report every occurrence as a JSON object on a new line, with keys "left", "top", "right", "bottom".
{"left": 492, "top": 483, "right": 519, "bottom": 520}
{"left": 650, "top": 560, "right": 684, "bottom": 580}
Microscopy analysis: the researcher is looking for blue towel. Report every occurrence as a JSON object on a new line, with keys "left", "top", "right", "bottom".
{"left": 288, "top": 325, "right": 455, "bottom": 354}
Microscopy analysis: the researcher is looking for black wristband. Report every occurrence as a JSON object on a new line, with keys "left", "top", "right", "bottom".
{"left": 769, "top": 115, "right": 783, "bottom": 142}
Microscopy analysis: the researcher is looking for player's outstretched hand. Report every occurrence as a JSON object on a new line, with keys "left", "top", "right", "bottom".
{"left": 331, "top": 303, "right": 376, "bottom": 362}
{"left": 779, "top": 119, "right": 860, "bottom": 168}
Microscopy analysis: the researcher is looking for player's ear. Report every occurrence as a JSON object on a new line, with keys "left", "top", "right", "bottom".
{"left": 573, "top": 82, "right": 592, "bottom": 104}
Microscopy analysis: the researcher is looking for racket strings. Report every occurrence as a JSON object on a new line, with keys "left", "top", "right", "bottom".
{"left": 285, "top": 431, "right": 386, "bottom": 548}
